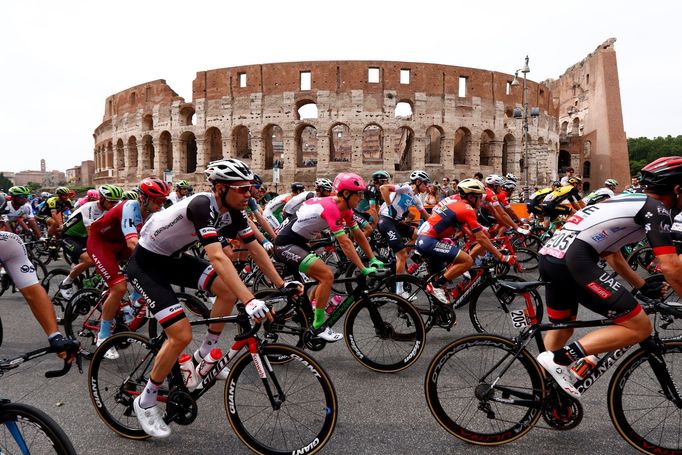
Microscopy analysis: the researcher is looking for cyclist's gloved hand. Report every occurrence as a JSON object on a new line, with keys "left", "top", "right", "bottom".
{"left": 245, "top": 298, "right": 271, "bottom": 320}
{"left": 48, "top": 333, "right": 79, "bottom": 362}
{"left": 516, "top": 227, "right": 530, "bottom": 236}
{"left": 634, "top": 280, "right": 665, "bottom": 299}
{"left": 369, "top": 257, "right": 384, "bottom": 269}
{"left": 361, "top": 267, "right": 378, "bottom": 277}
{"left": 261, "top": 239, "right": 274, "bottom": 252}
{"left": 499, "top": 254, "right": 516, "bottom": 265}
{"left": 387, "top": 206, "right": 398, "bottom": 218}
{"left": 280, "top": 280, "right": 304, "bottom": 296}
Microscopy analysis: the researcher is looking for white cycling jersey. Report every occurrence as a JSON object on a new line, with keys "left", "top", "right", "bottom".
{"left": 0, "top": 231, "right": 38, "bottom": 289}
{"left": 4, "top": 201, "right": 34, "bottom": 222}
{"left": 378, "top": 183, "right": 424, "bottom": 219}
{"left": 283, "top": 191, "right": 315, "bottom": 217}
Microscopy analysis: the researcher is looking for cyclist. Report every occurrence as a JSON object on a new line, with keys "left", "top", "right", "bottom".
{"left": 126, "top": 160, "right": 273, "bottom": 438}
{"left": 481, "top": 175, "right": 528, "bottom": 235}
{"left": 365, "top": 171, "right": 391, "bottom": 228}
{"left": 4, "top": 186, "right": 42, "bottom": 239}
{"left": 274, "top": 172, "right": 383, "bottom": 342}
{"left": 416, "top": 179, "right": 516, "bottom": 304}
{"left": 74, "top": 189, "right": 100, "bottom": 209}
{"left": 262, "top": 182, "right": 305, "bottom": 231}
{"left": 583, "top": 178, "right": 619, "bottom": 206}
{"left": 58, "top": 184, "right": 123, "bottom": 299}
{"left": 540, "top": 176, "right": 585, "bottom": 227}
{"left": 244, "top": 174, "right": 277, "bottom": 242}
{"left": 496, "top": 178, "right": 523, "bottom": 226}
{"left": 36, "top": 186, "right": 73, "bottom": 237}
{"left": 166, "top": 180, "right": 190, "bottom": 206}
{"left": 0, "top": 218, "right": 76, "bottom": 359}
{"left": 536, "top": 156, "right": 682, "bottom": 398}
{"left": 121, "top": 189, "right": 139, "bottom": 200}
{"left": 282, "top": 178, "right": 334, "bottom": 219}
{"left": 378, "top": 170, "right": 430, "bottom": 299}
{"left": 31, "top": 191, "right": 50, "bottom": 214}
{"left": 88, "top": 179, "right": 168, "bottom": 359}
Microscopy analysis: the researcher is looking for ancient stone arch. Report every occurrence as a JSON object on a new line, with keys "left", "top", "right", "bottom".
{"left": 425, "top": 126, "right": 443, "bottom": 165}
{"left": 205, "top": 127, "right": 223, "bottom": 162}
{"left": 453, "top": 127, "right": 471, "bottom": 166}
{"left": 158, "top": 131, "right": 173, "bottom": 171}
{"left": 395, "top": 126, "right": 414, "bottom": 171}
{"left": 262, "top": 124, "right": 283, "bottom": 169}
{"left": 363, "top": 124, "right": 384, "bottom": 164}
{"left": 329, "top": 123, "right": 351, "bottom": 162}
{"left": 232, "top": 125, "right": 251, "bottom": 161}
{"left": 479, "top": 130, "right": 495, "bottom": 166}
{"left": 296, "top": 123, "right": 318, "bottom": 167}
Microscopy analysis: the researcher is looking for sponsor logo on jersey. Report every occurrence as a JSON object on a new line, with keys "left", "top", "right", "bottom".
{"left": 587, "top": 281, "right": 612, "bottom": 299}
{"left": 566, "top": 214, "right": 583, "bottom": 225}
{"left": 591, "top": 230, "right": 608, "bottom": 242}
{"left": 199, "top": 226, "right": 217, "bottom": 238}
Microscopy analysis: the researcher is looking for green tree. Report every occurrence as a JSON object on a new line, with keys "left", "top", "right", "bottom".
{"left": 0, "top": 173, "right": 12, "bottom": 191}
{"left": 26, "top": 181, "right": 41, "bottom": 192}
{"left": 628, "top": 135, "right": 682, "bottom": 175}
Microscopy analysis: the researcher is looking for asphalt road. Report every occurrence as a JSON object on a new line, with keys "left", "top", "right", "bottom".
{"left": 0, "top": 263, "right": 641, "bottom": 455}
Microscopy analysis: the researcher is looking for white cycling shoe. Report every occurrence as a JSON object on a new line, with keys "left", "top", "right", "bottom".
{"left": 426, "top": 285, "right": 449, "bottom": 304}
{"left": 58, "top": 283, "right": 75, "bottom": 300}
{"left": 96, "top": 336, "right": 119, "bottom": 360}
{"left": 537, "top": 351, "right": 581, "bottom": 398}
{"left": 133, "top": 396, "right": 171, "bottom": 438}
{"left": 311, "top": 326, "right": 343, "bottom": 342}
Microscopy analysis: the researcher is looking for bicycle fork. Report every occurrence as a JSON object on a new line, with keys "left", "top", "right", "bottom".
{"left": 641, "top": 338, "right": 682, "bottom": 407}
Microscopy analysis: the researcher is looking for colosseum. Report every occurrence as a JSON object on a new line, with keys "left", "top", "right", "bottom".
{"left": 93, "top": 38, "right": 629, "bottom": 195}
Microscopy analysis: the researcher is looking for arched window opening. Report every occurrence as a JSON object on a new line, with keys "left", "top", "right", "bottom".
{"left": 116, "top": 139, "right": 124, "bottom": 169}
{"left": 583, "top": 160, "right": 591, "bottom": 178}
{"left": 560, "top": 121, "right": 568, "bottom": 137}
{"left": 106, "top": 143, "right": 113, "bottom": 169}
{"left": 206, "top": 127, "right": 223, "bottom": 162}
{"left": 330, "top": 123, "right": 351, "bottom": 162}
{"left": 232, "top": 126, "right": 252, "bottom": 160}
{"left": 181, "top": 132, "right": 197, "bottom": 173}
{"left": 297, "top": 125, "right": 318, "bottom": 167}
{"left": 297, "top": 101, "right": 318, "bottom": 120}
{"left": 142, "top": 135, "right": 155, "bottom": 172}
{"left": 453, "top": 128, "right": 470, "bottom": 165}
{"left": 479, "top": 130, "right": 495, "bottom": 166}
{"left": 263, "top": 125, "right": 283, "bottom": 169}
{"left": 142, "top": 114, "right": 153, "bottom": 131}
{"left": 425, "top": 126, "right": 443, "bottom": 164}
{"left": 180, "top": 106, "right": 195, "bottom": 126}
{"left": 395, "top": 126, "right": 413, "bottom": 171}
{"left": 582, "top": 181, "right": 590, "bottom": 193}
{"left": 572, "top": 117, "right": 580, "bottom": 136}
{"left": 362, "top": 124, "right": 384, "bottom": 164}
{"left": 558, "top": 150, "right": 571, "bottom": 174}
{"left": 502, "top": 134, "right": 516, "bottom": 176}
{"left": 159, "top": 131, "right": 173, "bottom": 171}
{"left": 394, "top": 101, "right": 413, "bottom": 120}
{"left": 583, "top": 140, "right": 592, "bottom": 159}
{"left": 127, "top": 136, "right": 138, "bottom": 170}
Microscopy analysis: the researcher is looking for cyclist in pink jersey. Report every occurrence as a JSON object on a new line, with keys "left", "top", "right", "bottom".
{"left": 274, "top": 173, "right": 384, "bottom": 341}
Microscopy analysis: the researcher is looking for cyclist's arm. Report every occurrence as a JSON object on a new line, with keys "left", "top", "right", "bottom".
{"left": 349, "top": 224, "right": 375, "bottom": 262}
{"left": 204, "top": 241, "right": 254, "bottom": 303}
{"left": 657, "top": 253, "right": 682, "bottom": 297}
{"left": 368, "top": 204, "right": 379, "bottom": 227}
{"left": 336, "top": 232, "right": 366, "bottom": 271}
{"left": 27, "top": 218, "right": 41, "bottom": 238}
{"left": 603, "top": 251, "right": 646, "bottom": 288}
{"left": 246, "top": 217, "right": 267, "bottom": 243}
{"left": 492, "top": 204, "right": 516, "bottom": 229}
{"left": 473, "top": 230, "right": 506, "bottom": 260}
{"left": 379, "top": 184, "right": 396, "bottom": 206}
{"left": 504, "top": 205, "right": 521, "bottom": 223}
{"left": 252, "top": 209, "right": 276, "bottom": 239}
{"left": 244, "top": 237, "right": 285, "bottom": 289}
{"left": 571, "top": 200, "right": 585, "bottom": 211}
{"left": 121, "top": 201, "right": 143, "bottom": 252}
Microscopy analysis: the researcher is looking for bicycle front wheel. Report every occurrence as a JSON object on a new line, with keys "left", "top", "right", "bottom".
{"left": 425, "top": 334, "right": 545, "bottom": 445}
{"left": 88, "top": 332, "right": 157, "bottom": 439}
{"left": 225, "top": 344, "right": 337, "bottom": 455}
{"left": 0, "top": 402, "right": 77, "bottom": 454}
{"left": 608, "top": 340, "right": 682, "bottom": 454}
{"left": 344, "top": 292, "right": 426, "bottom": 372}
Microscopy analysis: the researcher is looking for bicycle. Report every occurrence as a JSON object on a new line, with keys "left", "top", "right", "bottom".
{"left": 424, "top": 286, "right": 682, "bottom": 454}
{"left": 259, "top": 269, "right": 426, "bottom": 373}
{"left": 0, "top": 340, "right": 82, "bottom": 455}
{"left": 88, "top": 301, "right": 337, "bottom": 454}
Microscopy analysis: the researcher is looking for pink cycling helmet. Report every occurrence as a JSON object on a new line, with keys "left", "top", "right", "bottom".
{"left": 333, "top": 173, "right": 366, "bottom": 193}
{"left": 87, "top": 189, "right": 99, "bottom": 200}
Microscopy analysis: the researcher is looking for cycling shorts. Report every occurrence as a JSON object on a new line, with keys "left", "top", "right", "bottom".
{"left": 377, "top": 216, "right": 414, "bottom": 252}
{"left": 539, "top": 239, "right": 641, "bottom": 323}
{"left": 87, "top": 235, "right": 128, "bottom": 288}
{"left": 126, "top": 246, "right": 219, "bottom": 329}
{"left": 541, "top": 203, "right": 571, "bottom": 221}
{"left": 0, "top": 231, "right": 39, "bottom": 290}
{"left": 273, "top": 243, "right": 319, "bottom": 275}
{"left": 62, "top": 236, "right": 87, "bottom": 265}
{"left": 526, "top": 202, "right": 544, "bottom": 217}
{"left": 415, "top": 236, "right": 460, "bottom": 274}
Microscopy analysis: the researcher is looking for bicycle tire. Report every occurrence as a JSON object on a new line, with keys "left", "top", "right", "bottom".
{"left": 626, "top": 245, "right": 657, "bottom": 274}
{"left": 63, "top": 288, "right": 103, "bottom": 358}
{"left": 379, "top": 274, "right": 435, "bottom": 330}
{"left": 254, "top": 288, "right": 308, "bottom": 347}
{"left": 88, "top": 332, "right": 156, "bottom": 439}
{"left": 344, "top": 292, "right": 425, "bottom": 373}
{"left": 468, "top": 275, "right": 544, "bottom": 339}
{"left": 515, "top": 247, "right": 539, "bottom": 273}
{"left": 424, "top": 334, "right": 545, "bottom": 445}
{"left": 42, "top": 268, "right": 73, "bottom": 320}
{"left": 0, "top": 401, "right": 77, "bottom": 455}
{"left": 608, "top": 340, "right": 682, "bottom": 454}
{"left": 225, "top": 344, "right": 337, "bottom": 454}
{"left": 643, "top": 274, "right": 682, "bottom": 340}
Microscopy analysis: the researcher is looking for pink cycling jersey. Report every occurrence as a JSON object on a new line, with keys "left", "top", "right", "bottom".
{"left": 283, "top": 196, "right": 358, "bottom": 240}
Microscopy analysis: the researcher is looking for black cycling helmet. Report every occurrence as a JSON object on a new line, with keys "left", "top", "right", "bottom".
{"left": 253, "top": 174, "right": 263, "bottom": 186}
{"left": 639, "top": 156, "right": 682, "bottom": 193}
{"left": 372, "top": 170, "right": 391, "bottom": 182}
{"left": 291, "top": 182, "right": 305, "bottom": 193}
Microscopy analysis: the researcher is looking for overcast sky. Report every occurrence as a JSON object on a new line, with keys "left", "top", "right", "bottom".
{"left": 1, "top": 0, "right": 680, "bottom": 173}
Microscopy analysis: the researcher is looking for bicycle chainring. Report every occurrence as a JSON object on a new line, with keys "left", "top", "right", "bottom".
{"left": 166, "top": 390, "right": 198, "bottom": 426}
{"left": 542, "top": 388, "right": 583, "bottom": 430}
{"left": 303, "top": 330, "right": 326, "bottom": 351}
{"left": 434, "top": 306, "right": 456, "bottom": 330}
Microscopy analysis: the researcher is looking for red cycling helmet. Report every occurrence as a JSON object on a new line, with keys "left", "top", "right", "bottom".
{"left": 639, "top": 156, "right": 682, "bottom": 193}
{"left": 139, "top": 178, "right": 170, "bottom": 198}
{"left": 333, "top": 173, "right": 366, "bottom": 193}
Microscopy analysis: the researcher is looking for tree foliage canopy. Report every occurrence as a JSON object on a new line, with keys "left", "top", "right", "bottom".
{"left": 628, "top": 135, "right": 682, "bottom": 175}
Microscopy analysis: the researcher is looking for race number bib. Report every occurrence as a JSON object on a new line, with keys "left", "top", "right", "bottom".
{"left": 539, "top": 230, "right": 578, "bottom": 259}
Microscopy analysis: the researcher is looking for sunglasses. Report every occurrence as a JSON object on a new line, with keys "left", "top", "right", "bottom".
{"left": 152, "top": 197, "right": 167, "bottom": 205}
{"left": 225, "top": 184, "right": 253, "bottom": 195}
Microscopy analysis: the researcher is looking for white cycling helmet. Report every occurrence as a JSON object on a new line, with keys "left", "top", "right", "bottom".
{"left": 205, "top": 159, "right": 254, "bottom": 184}
{"left": 505, "top": 173, "right": 518, "bottom": 183}
{"left": 314, "top": 178, "right": 334, "bottom": 192}
{"left": 503, "top": 179, "right": 517, "bottom": 190}
{"left": 604, "top": 178, "right": 619, "bottom": 188}
{"left": 484, "top": 174, "right": 504, "bottom": 186}
{"left": 457, "top": 178, "right": 486, "bottom": 194}
{"left": 410, "top": 170, "right": 430, "bottom": 184}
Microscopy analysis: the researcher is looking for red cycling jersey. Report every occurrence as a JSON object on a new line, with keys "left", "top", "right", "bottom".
{"left": 417, "top": 199, "right": 482, "bottom": 239}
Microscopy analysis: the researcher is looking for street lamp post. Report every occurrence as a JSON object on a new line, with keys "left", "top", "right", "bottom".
{"left": 511, "top": 56, "right": 540, "bottom": 200}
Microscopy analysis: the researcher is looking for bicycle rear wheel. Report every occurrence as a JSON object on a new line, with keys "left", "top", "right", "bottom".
{"left": 380, "top": 274, "right": 434, "bottom": 330}
{"left": 225, "top": 344, "right": 337, "bottom": 455}
{"left": 344, "top": 292, "right": 425, "bottom": 372}
{"left": 63, "top": 288, "right": 103, "bottom": 358}
{"left": 608, "top": 340, "right": 682, "bottom": 454}
{"left": 425, "top": 334, "right": 545, "bottom": 445}
{"left": 0, "top": 402, "right": 77, "bottom": 454}
{"left": 88, "top": 332, "right": 157, "bottom": 439}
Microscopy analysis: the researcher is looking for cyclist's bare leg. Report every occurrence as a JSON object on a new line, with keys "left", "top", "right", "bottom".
{"left": 100, "top": 280, "right": 129, "bottom": 321}
{"left": 304, "top": 259, "right": 333, "bottom": 311}
{"left": 577, "top": 311, "right": 652, "bottom": 354}
{"left": 18, "top": 283, "right": 59, "bottom": 336}
{"left": 149, "top": 318, "right": 192, "bottom": 383}
{"left": 207, "top": 276, "right": 237, "bottom": 333}
{"left": 67, "top": 252, "right": 93, "bottom": 280}
{"left": 543, "top": 328, "right": 574, "bottom": 351}
{"left": 442, "top": 252, "right": 473, "bottom": 281}
{"left": 396, "top": 248, "right": 409, "bottom": 275}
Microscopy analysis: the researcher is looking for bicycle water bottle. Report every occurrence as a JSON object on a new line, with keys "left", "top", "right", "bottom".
{"left": 195, "top": 348, "right": 223, "bottom": 389}
{"left": 179, "top": 353, "right": 199, "bottom": 390}
{"left": 570, "top": 354, "right": 600, "bottom": 380}
{"left": 325, "top": 295, "right": 343, "bottom": 315}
